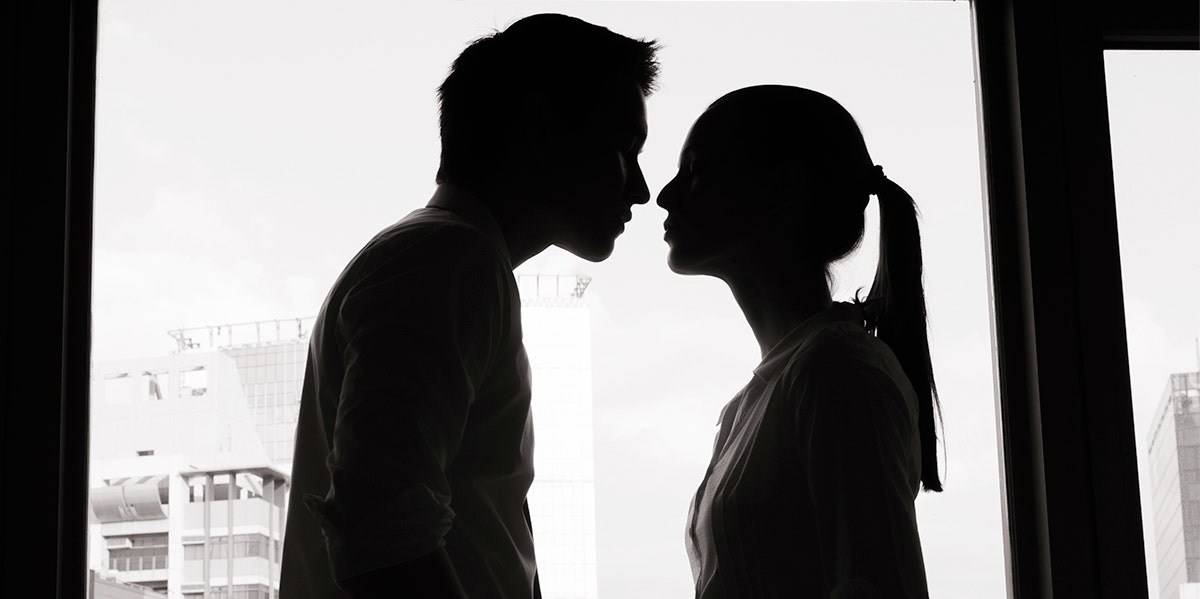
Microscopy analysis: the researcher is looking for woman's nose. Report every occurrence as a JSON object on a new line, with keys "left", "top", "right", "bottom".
{"left": 657, "top": 174, "right": 680, "bottom": 209}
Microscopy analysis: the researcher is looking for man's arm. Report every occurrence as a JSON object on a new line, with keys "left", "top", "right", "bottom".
{"left": 310, "top": 228, "right": 505, "bottom": 594}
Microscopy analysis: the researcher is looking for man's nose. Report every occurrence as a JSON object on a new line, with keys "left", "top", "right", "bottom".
{"left": 628, "top": 165, "right": 651, "bottom": 205}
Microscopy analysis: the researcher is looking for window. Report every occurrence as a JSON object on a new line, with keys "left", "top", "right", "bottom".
{"left": 106, "top": 534, "right": 168, "bottom": 571}
{"left": 1106, "top": 49, "right": 1200, "bottom": 597}
{"left": 8, "top": 1, "right": 1197, "bottom": 598}
{"left": 179, "top": 366, "right": 208, "bottom": 397}
{"left": 86, "top": 3, "right": 1002, "bottom": 596}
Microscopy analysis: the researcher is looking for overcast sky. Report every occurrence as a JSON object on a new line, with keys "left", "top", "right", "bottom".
{"left": 89, "top": 2, "right": 1197, "bottom": 597}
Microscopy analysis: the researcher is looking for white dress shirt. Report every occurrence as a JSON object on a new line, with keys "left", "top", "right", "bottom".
{"left": 280, "top": 185, "right": 538, "bottom": 598}
{"left": 686, "top": 302, "right": 930, "bottom": 598}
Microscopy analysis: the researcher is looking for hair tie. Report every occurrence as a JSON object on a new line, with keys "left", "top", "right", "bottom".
{"left": 866, "top": 164, "right": 886, "bottom": 195}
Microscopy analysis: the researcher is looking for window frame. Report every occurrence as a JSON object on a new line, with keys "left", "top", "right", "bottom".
{"left": 972, "top": 1, "right": 1197, "bottom": 596}
{"left": 3, "top": 1, "right": 1196, "bottom": 597}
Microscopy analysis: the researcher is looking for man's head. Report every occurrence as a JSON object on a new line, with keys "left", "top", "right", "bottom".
{"left": 436, "top": 13, "right": 660, "bottom": 261}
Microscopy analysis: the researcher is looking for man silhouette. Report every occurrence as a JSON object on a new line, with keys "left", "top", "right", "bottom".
{"left": 279, "top": 14, "right": 659, "bottom": 599}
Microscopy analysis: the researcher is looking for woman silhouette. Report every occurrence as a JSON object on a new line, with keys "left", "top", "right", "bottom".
{"left": 659, "top": 85, "right": 940, "bottom": 599}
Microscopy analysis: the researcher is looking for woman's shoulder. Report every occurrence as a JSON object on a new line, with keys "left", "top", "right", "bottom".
{"left": 796, "top": 307, "right": 896, "bottom": 373}
{"left": 777, "top": 311, "right": 918, "bottom": 419}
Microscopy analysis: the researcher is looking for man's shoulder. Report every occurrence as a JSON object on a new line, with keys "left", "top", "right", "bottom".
{"left": 354, "top": 208, "right": 504, "bottom": 270}
{"left": 373, "top": 207, "right": 494, "bottom": 249}
{"left": 318, "top": 208, "right": 511, "bottom": 313}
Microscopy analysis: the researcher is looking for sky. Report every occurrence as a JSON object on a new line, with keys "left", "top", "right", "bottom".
{"left": 88, "top": 1, "right": 1196, "bottom": 597}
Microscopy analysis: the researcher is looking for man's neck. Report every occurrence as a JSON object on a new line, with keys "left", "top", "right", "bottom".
{"left": 457, "top": 181, "right": 554, "bottom": 269}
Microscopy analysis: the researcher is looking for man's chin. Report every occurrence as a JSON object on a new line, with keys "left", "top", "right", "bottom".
{"left": 558, "top": 238, "right": 617, "bottom": 263}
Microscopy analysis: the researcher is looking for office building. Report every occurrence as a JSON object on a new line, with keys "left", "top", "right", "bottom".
{"left": 89, "top": 570, "right": 166, "bottom": 599}
{"left": 168, "top": 318, "right": 315, "bottom": 472}
{"left": 89, "top": 352, "right": 288, "bottom": 599}
{"left": 90, "top": 274, "right": 599, "bottom": 598}
{"left": 519, "top": 274, "right": 601, "bottom": 599}
{"left": 1148, "top": 371, "right": 1200, "bottom": 599}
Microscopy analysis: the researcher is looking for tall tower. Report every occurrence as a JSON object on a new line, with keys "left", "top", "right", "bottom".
{"left": 1148, "top": 371, "right": 1200, "bottom": 599}
{"left": 519, "top": 274, "right": 601, "bottom": 599}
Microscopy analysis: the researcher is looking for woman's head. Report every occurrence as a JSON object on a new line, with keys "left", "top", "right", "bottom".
{"left": 659, "top": 84, "right": 944, "bottom": 492}
{"left": 657, "top": 85, "right": 876, "bottom": 280}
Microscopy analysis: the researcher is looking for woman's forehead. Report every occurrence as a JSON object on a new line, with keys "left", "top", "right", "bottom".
{"left": 682, "top": 110, "right": 759, "bottom": 158}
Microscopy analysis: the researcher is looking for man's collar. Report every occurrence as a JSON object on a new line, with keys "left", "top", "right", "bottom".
{"left": 427, "top": 184, "right": 512, "bottom": 265}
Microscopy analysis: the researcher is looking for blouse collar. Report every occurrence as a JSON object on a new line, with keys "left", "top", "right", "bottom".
{"left": 751, "top": 301, "right": 867, "bottom": 382}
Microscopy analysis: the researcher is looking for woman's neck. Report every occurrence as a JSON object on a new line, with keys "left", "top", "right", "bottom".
{"left": 723, "top": 262, "right": 833, "bottom": 360}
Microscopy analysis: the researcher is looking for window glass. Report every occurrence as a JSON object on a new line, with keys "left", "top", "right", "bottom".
{"left": 90, "top": 2, "right": 1003, "bottom": 596}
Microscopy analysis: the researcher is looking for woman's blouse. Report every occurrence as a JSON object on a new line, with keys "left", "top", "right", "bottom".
{"left": 685, "top": 302, "right": 930, "bottom": 598}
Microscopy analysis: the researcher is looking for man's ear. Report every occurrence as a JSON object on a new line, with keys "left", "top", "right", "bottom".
{"left": 510, "top": 91, "right": 559, "bottom": 168}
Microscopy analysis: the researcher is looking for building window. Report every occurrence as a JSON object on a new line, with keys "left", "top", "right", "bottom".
{"left": 180, "top": 366, "right": 208, "bottom": 397}
{"left": 107, "top": 533, "right": 167, "bottom": 571}
{"left": 183, "top": 534, "right": 272, "bottom": 560}
{"left": 182, "top": 584, "right": 270, "bottom": 599}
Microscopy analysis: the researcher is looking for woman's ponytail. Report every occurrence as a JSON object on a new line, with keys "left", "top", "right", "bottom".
{"left": 865, "top": 169, "right": 943, "bottom": 493}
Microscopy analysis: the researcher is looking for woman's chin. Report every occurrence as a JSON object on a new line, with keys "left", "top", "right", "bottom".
{"left": 665, "top": 251, "right": 708, "bottom": 276}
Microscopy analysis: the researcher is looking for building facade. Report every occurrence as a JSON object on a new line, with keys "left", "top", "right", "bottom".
{"left": 1148, "top": 371, "right": 1200, "bottom": 599}
{"left": 90, "top": 570, "right": 167, "bottom": 599}
{"left": 90, "top": 274, "right": 599, "bottom": 598}
{"left": 89, "top": 352, "right": 288, "bottom": 599}
{"left": 519, "top": 274, "right": 601, "bottom": 599}
{"left": 168, "top": 318, "right": 314, "bottom": 472}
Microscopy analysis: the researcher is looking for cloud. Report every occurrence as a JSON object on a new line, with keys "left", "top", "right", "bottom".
{"left": 91, "top": 248, "right": 319, "bottom": 362}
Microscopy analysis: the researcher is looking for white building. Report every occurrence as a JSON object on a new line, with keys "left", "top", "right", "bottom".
{"left": 89, "top": 274, "right": 600, "bottom": 598}
{"left": 89, "top": 352, "right": 288, "bottom": 599}
{"left": 520, "top": 274, "right": 601, "bottom": 599}
{"left": 167, "top": 318, "right": 314, "bottom": 473}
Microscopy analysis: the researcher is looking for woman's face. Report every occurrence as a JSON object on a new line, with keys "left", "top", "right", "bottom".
{"left": 656, "top": 111, "right": 780, "bottom": 277}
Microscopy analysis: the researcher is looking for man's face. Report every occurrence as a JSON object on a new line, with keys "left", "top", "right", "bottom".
{"left": 540, "top": 83, "right": 651, "bottom": 262}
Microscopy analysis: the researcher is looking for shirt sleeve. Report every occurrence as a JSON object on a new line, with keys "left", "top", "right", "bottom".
{"left": 793, "top": 337, "right": 927, "bottom": 599}
{"left": 306, "top": 225, "right": 508, "bottom": 583}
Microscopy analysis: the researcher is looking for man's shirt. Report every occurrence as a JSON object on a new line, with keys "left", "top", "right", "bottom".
{"left": 280, "top": 185, "right": 538, "bottom": 598}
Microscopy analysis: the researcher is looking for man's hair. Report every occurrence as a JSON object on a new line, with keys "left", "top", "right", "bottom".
{"left": 436, "top": 13, "right": 660, "bottom": 186}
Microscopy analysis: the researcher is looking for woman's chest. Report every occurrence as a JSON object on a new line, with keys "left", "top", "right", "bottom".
{"left": 703, "top": 379, "right": 806, "bottom": 510}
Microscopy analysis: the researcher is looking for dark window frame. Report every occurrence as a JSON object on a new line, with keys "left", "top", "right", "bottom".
{"left": 2, "top": 1, "right": 1196, "bottom": 597}
{"left": 973, "top": 0, "right": 1197, "bottom": 596}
